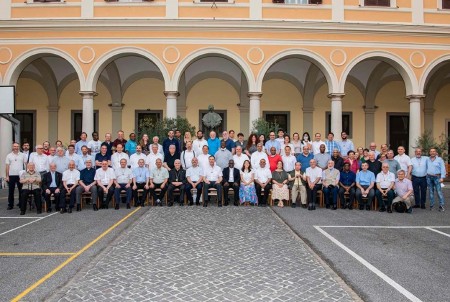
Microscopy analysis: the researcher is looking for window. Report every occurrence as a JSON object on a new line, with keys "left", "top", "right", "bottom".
{"left": 135, "top": 110, "right": 163, "bottom": 135}
{"left": 263, "top": 112, "right": 290, "bottom": 134}
{"left": 274, "top": 0, "right": 322, "bottom": 3}
{"left": 14, "top": 111, "right": 36, "bottom": 148}
{"left": 199, "top": 110, "right": 227, "bottom": 136}
{"left": 326, "top": 112, "right": 352, "bottom": 137}
{"left": 71, "top": 111, "right": 99, "bottom": 141}
{"left": 363, "top": 0, "right": 390, "bottom": 6}
{"left": 443, "top": 0, "right": 450, "bottom": 9}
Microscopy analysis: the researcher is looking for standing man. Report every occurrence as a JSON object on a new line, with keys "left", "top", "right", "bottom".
{"left": 125, "top": 133, "right": 138, "bottom": 156}
{"left": 394, "top": 146, "right": 412, "bottom": 178}
{"left": 29, "top": 144, "right": 49, "bottom": 176}
{"left": 411, "top": 148, "right": 428, "bottom": 209}
{"left": 129, "top": 145, "right": 147, "bottom": 170}
{"left": 22, "top": 142, "right": 31, "bottom": 163}
{"left": 111, "top": 143, "right": 129, "bottom": 170}
{"left": 254, "top": 158, "right": 272, "bottom": 207}
{"left": 207, "top": 131, "right": 220, "bottom": 156}
{"left": 52, "top": 147, "right": 70, "bottom": 174}
{"left": 322, "top": 160, "right": 340, "bottom": 210}
{"left": 5, "top": 142, "right": 25, "bottom": 210}
{"left": 163, "top": 130, "right": 180, "bottom": 158}
{"left": 149, "top": 158, "right": 169, "bottom": 206}
{"left": 264, "top": 131, "right": 281, "bottom": 155}
{"left": 375, "top": 163, "right": 396, "bottom": 213}
{"left": 60, "top": 160, "right": 80, "bottom": 214}
{"left": 180, "top": 141, "right": 196, "bottom": 170}
{"left": 163, "top": 145, "right": 180, "bottom": 171}
{"left": 338, "top": 131, "right": 354, "bottom": 159}
{"left": 222, "top": 159, "right": 240, "bottom": 206}
{"left": 232, "top": 145, "right": 249, "bottom": 170}
{"left": 331, "top": 148, "right": 344, "bottom": 172}
{"left": 185, "top": 157, "right": 204, "bottom": 206}
{"left": 221, "top": 130, "right": 236, "bottom": 154}
{"left": 113, "top": 130, "right": 127, "bottom": 149}
{"left": 297, "top": 145, "right": 314, "bottom": 172}
{"left": 95, "top": 160, "right": 116, "bottom": 209}
{"left": 281, "top": 146, "right": 297, "bottom": 173}
{"left": 101, "top": 133, "right": 113, "bottom": 157}
{"left": 202, "top": 156, "right": 223, "bottom": 207}
{"left": 95, "top": 145, "right": 111, "bottom": 169}
{"left": 305, "top": 159, "right": 322, "bottom": 211}
{"left": 167, "top": 159, "right": 186, "bottom": 206}
{"left": 42, "top": 163, "right": 63, "bottom": 212}
{"left": 192, "top": 130, "right": 208, "bottom": 156}
{"left": 325, "top": 133, "right": 340, "bottom": 155}
{"left": 132, "top": 159, "right": 150, "bottom": 207}
{"left": 426, "top": 147, "right": 446, "bottom": 211}
{"left": 215, "top": 141, "right": 233, "bottom": 170}
{"left": 339, "top": 162, "right": 356, "bottom": 209}
{"left": 311, "top": 133, "right": 327, "bottom": 155}
{"left": 76, "top": 159, "right": 98, "bottom": 211}
{"left": 87, "top": 131, "right": 102, "bottom": 158}
{"left": 251, "top": 143, "right": 268, "bottom": 169}
{"left": 75, "top": 132, "right": 89, "bottom": 155}
{"left": 314, "top": 144, "right": 331, "bottom": 170}
{"left": 355, "top": 162, "right": 375, "bottom": 211}
{"left": 146, "top": 143, "right": 164, "bottom": 172}
{"left": 384, "top": 150, "right": 402, "bottom": 177}
{"left": 19, "top": 162, "right": 42, "bottom": 215}
{"left": 114, "top": 158, "right": 133, "bottom": 209}
{"left": 369, "top": 142, "right": 380, "bottom": 158}
{"left": 367, "top": 151, "right": 382, "bottom": 176}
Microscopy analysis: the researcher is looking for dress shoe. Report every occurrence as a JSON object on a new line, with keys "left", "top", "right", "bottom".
{"left": 67, "top": 208, "right": 72, "bottom": 214}
{"left": 37, "top": 210, "right": 42, "bottom": 214}
{"left": 195, "top": 201, "right": 200, "bottom": 206}
{"left": 93, "top": 204, "right": 98, "bottom": 211}
{"left": 233, "top": 201, "right": 238, "bottom": 206}
{"left": 312, "top": 205, "right": 316, "bottom": 210}
{"left": 47, "top": 208, "right": 52, "bottom": 213}
{"left": 20, "top": 211, "right": 25, "bottom": 215}
{"left": 308, "top": 205, "right": 312, "bottom": 211}
{"left": 366, "top": 205, "right": 371, "bottom": 211}
{"left": 332, "top": 205, "right": 337, "bottom": 210}
{"left": 325, "top": 204, "right": 330, "bottom": 209}
{"left": 7, "top": 206, "right": 13, "bottom": 210}
{"left": 76, "top": 204, "right": 81, "bottom": 212}
{"left": 218, "top": 203, "right": 222, "bottom": 207}
{"left": 379, "top": 207, "right": 386, "bottom": 212}
{"left": 348, "top": 205, "right": 353, "bottom": 210}
{"left": 412, "top": 205, "right": 420, "bottom": 209}
{"left": 115, "top": 204, "right": 120, "bottom": 210}
{"left": 127, "top": 204, "right": 131, "bottom": 209}
{"left": 168, "top": 202, "right": 173, "bottom": 207}
{"left": 302, "top": 204, "right": 307, "bottom": 209}
{"left": 387, "top": 208, "right": 393, "bottom": 213}
{"left": 359, "top": 205, "right": 364, "bottom": 210}
{"left": 188, "top": 201, "right": 193, "bottom": 206}
{"left": 421, "top": 205, "right": 426, "bottom": 209}
{"left": 203, "top": 202, "right": 208, "bottom": 207}
{"left": 291, "top": 203, "right": 296, "bottom": 208}
{"left": 60, "top": 208, "right": 65, "bottom": 214}
{"left": 224, "top": 201, "right": 229, "bottom": 206}
{"left": 179, "top": 202, "right": 184, "bottom": 206}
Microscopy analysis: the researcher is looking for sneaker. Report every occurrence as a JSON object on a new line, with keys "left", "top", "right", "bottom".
{"left": 439, "top": 206, "right": 445, "bottom": 212}
{"left": 407, "top": 207, "right": 413, "bottom": 214}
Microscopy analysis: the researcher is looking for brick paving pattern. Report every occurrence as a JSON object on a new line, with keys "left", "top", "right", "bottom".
{"left": 52, "top": 207, "right": 356, "bottom": 302}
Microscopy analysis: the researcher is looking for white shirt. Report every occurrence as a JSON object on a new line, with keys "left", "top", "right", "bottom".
{"left": 376, "top": 171, "right": 395, "bottom": 189}
{"left": 180, "top": 149, "right": 196, "bottom": 170}
{"left": 95, "top": 168, "right": 116, "bottom": 186}
{"left": 203, "top": 164, "right": 222, "bottom": 182}
{"left": 281, "top": 143, "right": 295, "bottom": 155}
{"left": 66, "top": 153, "right": 82, "bottom": 169}
{"left": 311, "top": 141, "right": 327, "bottom": 155}
{"left": 87, "top": 140, "right": 103, "bottom": 157}
{"left": 5, "top": 152, "right": 26, "bottom": 175}
{"left": 186, "top": 166, "right": 203, "bottom": 182}
{"left": 197, "top": 153, "right": 210, "bottom": 171}
{"left": 233, "top": 153, "right": 249, "bottom": 170}
{"left": 111, "top": 152, "right": 130, "bottom": 170}
{"left": 62, "top": 169, "right": 80, "bottom": 185}
{"left": 240, "top": 170, "right": 254, "bottom": 183}
{"left": 29, "top": 152, "right": 49, "bottom": 173}
{"left": 129, "top": 152, "right": 147, "bottom": 170}
{"left": 192, "top": 139, "right": 208, "bottom": 156}
{"left": 146, "top": 152, "right": 164, "bottom": 171}
{"left": 115, "top": 167, "right": 133, "bottom": 184}
{"left": 281, "top": 154, "right": 297, "bottom": 172}
{"left": 254, "top": 167, "right": 272, "bottom": 183}
{"left": 251, "top": 151, "right": 268, "bottom": 169}
{"left": 306, "top": 166, "right": 323, "bottom": 184}
{"left": 394, "top": 154, "right": 412, "bottom": 173}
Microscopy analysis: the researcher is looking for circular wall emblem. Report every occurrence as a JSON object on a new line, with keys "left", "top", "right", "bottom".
{"left": 0, "top": 47, "right": 13, "bottom": 65}
{"left": 247, "top": 47, "right": 264, "bottom": 65}
{"left": 78, "top": 46, "right": 96, "bottom": 64}
{"left": 410, "top": 51, "right": 426, "bottom": 69}
{"left": 330, "top": 49, "right": 347, "bottom": 66}
{"left": 163, "top": 46, "right": 180, "bottom": 64}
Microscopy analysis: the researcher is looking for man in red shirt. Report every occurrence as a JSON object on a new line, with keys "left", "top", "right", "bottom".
{"left": 267, "top": 146, "right": 282, "bottom": 172}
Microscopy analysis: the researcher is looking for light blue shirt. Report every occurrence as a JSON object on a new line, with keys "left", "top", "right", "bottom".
{"left": 264, "top": 140, "right": 281, "bottom": 154}
{"left": 356, "top": 170, "right": 375, "bottom": 186}
{"left": 133, "top": 167, "right": 149, "bottom": 183}
{"left": 411, "top": 156, "right": 428, "bottom": 177}
{"left": 325, "top": 140, "right": 341, "bottom": 155}
{"left": 339, "top": 140, "right": 354, "bottom": 157}
{"left": 75, "top": 140, "right": 89, "bottom": 155}
{"left": 78, "top": 155, "right": 94, "bottom": 171}
{"left": 50, "top": 171, "right": 57, "bottom": 187}
{"left": 426, "top": 156, "right": 446, "bottom": 179}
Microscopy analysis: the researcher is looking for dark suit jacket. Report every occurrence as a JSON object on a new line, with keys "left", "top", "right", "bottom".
{"left": 222, "top": 167, "right": 240, "bottom": 185}
{"left": 42, "top": 171, "right": 63, "bottom": 191}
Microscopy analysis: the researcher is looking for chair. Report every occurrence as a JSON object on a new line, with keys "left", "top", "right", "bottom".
{"left": 80, "top": 191, "right": 96, "bottom": 209}
{"left": 203, "top": 188, "right": 221, "bottom": 206}
{"left": 136, "top": 188, "right": 148, "bottom": 206}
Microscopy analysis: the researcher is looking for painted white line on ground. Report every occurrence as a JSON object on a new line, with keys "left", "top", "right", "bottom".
{"left": 315, "top": 226, "right": 423, "bottom": 302}
{"left": 425, "top": 227, "right": 450, "bottom": 238}
{"left": 0, "top": 217, "right": 40, "bottom": 219}
{"left": 0, "top": 213, "right": 58, "bottom": 236}
{"left": 317, "top": 226, "right": 450, "bottom": 228}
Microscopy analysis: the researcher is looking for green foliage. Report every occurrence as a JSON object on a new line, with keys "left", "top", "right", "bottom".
{"left": 415, "top": 130, "right": 450, "bottom": 160}
{"left": 137, "top": 116, "right": 196, "bottom": 141}
{"left": 251, "top": 118, "right": 280, "bottom": 137}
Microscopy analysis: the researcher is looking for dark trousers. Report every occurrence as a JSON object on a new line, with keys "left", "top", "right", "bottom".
{"left": 185, "top": 182, "right": 203, "bottom": 203}
{"left": 375, "top": 188, "right": 395, "bottom": 208}
{"left": 203, "top": 181, "right": 223, "bottom": 203}
{"left": 323, "top": 185, "right": 339, "bottom": 206}
{"left": 20, "top": 188, "right": 42, "bottom": 213}
{"left": 412, "top": 176, "right": 427, "bottom": 206}
{"left": 44, "top": 187, "right": 61, "bottom": 210}
{"left": 150, "top": 183, "right": 167, "bottom": 202}
{"left": 98, "top": 186, "right": 115, "bottom": 207}
{"left": 8, "top": 175, "right": 22, "bottom": 207}
{"left": 114, "top": 184, "right": 132, "bottom": 205}
{"left": 168, "top": 184, "right": 185, "bottom": 204}
{"left": 255, "top": 183, "right": 272, "bottom": 205}
{"left": 338, "top": 187, "right": 355, "bottom": 207}
{"left": 60, "top": 185, "right": 77, "bottom": 209}
{"left": 222, "top": 181, "right": 239, "bottom": 202}
{"left": 306, "top": 184, "right": 322, "bottom": 206}
{"left": 133, "top": 183, "right": 148, "bottom": 205}
{"left": 356, "top": 186, "right": 375, "bottom": 205}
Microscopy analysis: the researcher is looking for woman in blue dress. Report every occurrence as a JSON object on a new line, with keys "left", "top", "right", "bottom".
{"left": 239, "top": 160, "right": 258, "bottom": 205}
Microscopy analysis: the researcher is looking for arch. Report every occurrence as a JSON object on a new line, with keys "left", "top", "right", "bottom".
{"left": 340, "top": 51, "right": 418, "bottom": 95}
{"left": 419, "top": 54, "right": 450, "bottom": 95}
{"left": 3, "top": 47, "right": 85, "bottom": 90}
{"left": 86, "top": 47, "right": 170, "bottom": 92}
{"left": 171, "top": 47, "right": 256, "bottom": 92}
{"left": 186, "top": 71, "right": 242, "bottom": 97}
{"left": 256, "top": 49, "right": 338, "bottom": 94}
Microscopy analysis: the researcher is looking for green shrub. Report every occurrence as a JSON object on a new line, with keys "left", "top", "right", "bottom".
{"left": 137, "top": 116, "right": 196, "bottom": 140}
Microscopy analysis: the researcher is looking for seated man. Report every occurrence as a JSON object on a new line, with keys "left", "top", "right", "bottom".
{"left": 95, "top": 145, "right": 111, "bottom": 169}
{"left": 149, "top": 158, "right": 169, "bottom": 206}
{"left": 75, "top": 159, "right": 98, "bottom": 211}
{"left": 375, "top": 163, "right": 396, "bottom": 213}
{"left": 19, "top": 162, "right": 42, "bottom": 215}
{"left": 185, "top": 157, "right": 204, "bottom": 206}
{"left": 95, "top": 160, "right": 116, "bottom": 209}
{"left": 60, "top": 160, "right": 80, "bottom": 214}
{"left": 322, "top": 160, "right": 340, "bottom": 210}
{"left": 288, "top": 162, "right": 306, "bottom": 208}
{"left": 167, "top": 159, "right": 187, "bottom": 206}
{"left": 338, "top": 162, "right": 356, "bottom": 209}
{"left": 305, "top": 159, "right": 322, "bottom": 211}
{"left": 202, "top": 156, "right": 223, "bottom": 207}
{"left": 42, "top": 163, "right": 63, "bottom": 213}
{"left": 114, "top": 158, "right": 133, "bottom": 209}
{"left": 393, "top": 169, "right": 414, "bottom": 214}
{"left": 222, "top": 159, "right": 240, "bottom": 206}
{"left": 355, "top": 162, "right": 376, "bottom": 210}
{"left": 132, "top": 159, "right": 149, "bottom": 207}
{"left": 254, "top": 158, "right": 272, "bottom": 207}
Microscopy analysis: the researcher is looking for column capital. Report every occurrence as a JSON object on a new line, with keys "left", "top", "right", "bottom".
{"left": 247, "top": 92, "right": 263, "bottom": 99}
{"left": 79, "top": 91, "right": 98, "bottom": 98}
{"left": 423, "top": 108, "right": 435, "bottom": 115}
{"left": 327, "top": 93, "right": 345, "bottom": 100}
{"left": 363, "top": 106, "right": 378, "bottom": 114}
{"left": 302, "top": 107, "right": 314, "bottom": 113}
{"left": 406, "top": 94, "right": 425, "bottom": 102}
{"left": 109, "top": 103, "right": 124, "bottom": 112}
{"left": 47, "top": 105, "right": 60, "bottom": 112}
{"left": 164, "top": 91, "right": 180, "bottom": 98}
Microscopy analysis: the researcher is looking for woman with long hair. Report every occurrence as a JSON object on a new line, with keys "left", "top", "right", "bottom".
{"left": 258, "top": 134, "right": 266, "bottom": 152}
{"left": 347, "top": 150, "right": 360, "bottom": 174}
{"left": 239, "top": 160, "right": 258, "bottom": 205}
{"left": 245, "top": 133, "right": 258, "bottom": 157}
{"left": 292, "top": 132, "right": 302, "bottom": 156}
{"left": 300, "top": 132, "right": 312, "bottom": 153}
{"left": 183, "top": 131, "right": 192, "bottom": 151}
{"left": 271, "top": 160, "right": 290, "bottom": 207}
{"left": 139, "top": 134, "right": 150, "bottom": 155}
{"left": 281, "top": 134, "right": 295, "bottom": 155}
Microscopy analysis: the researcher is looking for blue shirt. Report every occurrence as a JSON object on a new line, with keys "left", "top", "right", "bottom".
{"left": 325, "top": 140, "right": 341, "bottom": 155}
{"left": 426, "top": 156, "right": 446, "bottom": 179}
{"left": 411, "top": 156, "right": 428, "bottom": 177}
{"left": 95, "top": 153, "right": 111, "bottom": 168}
{"left": 339, "top": 140, "right": 354, "bottom": 157}
{"left": 207, "top": 138, "right": 221, "bottom": 156}
{"left": 163, "top": 138, "right": 180, "bottom": 158}
{"left": 125, "top": 140, "right": 137, "bottom": 156}
{"left": 264, "top": 140, "right": 281, "bottom": 154}
{"left": 356, "top": 170, "right": 375, "bottom": 186}
{"left": 50, "top": 171, "right": 57, "bottom": 187}
{"left": 296, "top": 153, "right": 314, "bottom": 172}
{"left": 80, "top": 167, "right": 96, "bottom": 185}
{"left": 222, "top": 138, "right": 236, "bottom": 153}
{"left": 133, "top": 167, "right": 149, "bottom": 183}
{"left": 75, "top": 140, "right": 89, "bottom": 155}
{"left": 340, "top": 170, "right": 356, "bottom": 186}
{"left": 78, "top": 154, "right": 94, "bottom": 171}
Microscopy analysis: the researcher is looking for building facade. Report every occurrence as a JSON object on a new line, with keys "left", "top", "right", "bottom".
{"left": 0, "top": 0, "right": 450, "bottom": 173}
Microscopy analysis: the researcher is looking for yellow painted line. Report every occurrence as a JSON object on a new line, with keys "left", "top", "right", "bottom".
{"left": 0, "top": 252, "right": 75, "bottom": 257}
{"left": 11, "top": 207, "right": 141, "bottom": 302}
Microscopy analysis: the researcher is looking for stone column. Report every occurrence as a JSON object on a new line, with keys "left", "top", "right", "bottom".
{"left": 47, "top": 105, "right": 60, "bottom": 144}
{"left": 423, "top": 108, "right": 434, "bottom": 136}
{"left": 79, "top": 91, "right": 97, "bottom": 140}
{"left": 407, "top": 95, "right": 425, "bottom": 155}
{"left": 248, "top": 92, "right": 262, "bottom": 132}
{"left": 110, "top": 104, "right": 123, "bottom": 135}
{"left": 302, "top": 107, "right": 314, "bottom": 135}
{"left": 164, "top": 91, "right": 179, "bottom": 119}
{"left": 364, "top": 106, "right": 377, "bottom": 147}
{"left": 328, "top": 93, "right": 345, "bottom": 136}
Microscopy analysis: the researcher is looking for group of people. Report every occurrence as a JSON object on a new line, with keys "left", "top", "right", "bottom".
{"left": 4, "top": 128, "right": 447, "bottom": 215}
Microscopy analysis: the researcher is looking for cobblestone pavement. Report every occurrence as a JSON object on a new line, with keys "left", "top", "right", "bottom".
{"left": 50, "top": 207, "right": 357, "bottom": 302}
